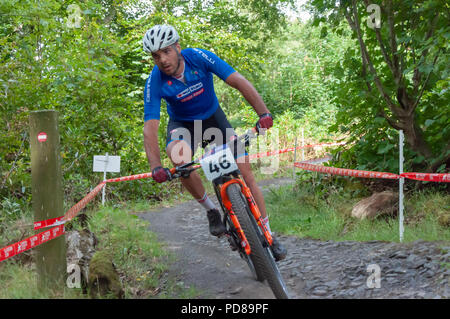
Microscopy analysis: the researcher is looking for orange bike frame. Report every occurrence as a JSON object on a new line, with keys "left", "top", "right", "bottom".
{"left": 220, "top": 178, "right": 273, "bottom": 256}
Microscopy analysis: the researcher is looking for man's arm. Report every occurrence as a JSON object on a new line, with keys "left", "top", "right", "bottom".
{"left": 143, "top": 119, "right": 162, "bottom": 170}
{"left": 225, "top": 72, "right": 270, "bottom": 115}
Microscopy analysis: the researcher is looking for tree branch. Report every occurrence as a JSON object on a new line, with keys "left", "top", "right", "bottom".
{"left": 410, "top": 49, "right": 441, "bottom": 115}
{"left": 386, "top": 0, "right": 402, "bottom": 85}
{"left": 430, "top": 141, "right": 450, "bottom": 172}
{"left": 0, "top": 133, "right": 27, "bottom": 192}
{"left": 344, "top": 1, "right": 405, "bottom": 117}
{"left": 419, "top": 13, "right": 440, "bottom": 61}
{"left": 378, "top": 108, "right": 403, "bottom": 130}
{"left": 413, "top": 12, "right": 440, "bottom": 95}
{"left": 362, "top": 0, "right": 396, "bottom": 76}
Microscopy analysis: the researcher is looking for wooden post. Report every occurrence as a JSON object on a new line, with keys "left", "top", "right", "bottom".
{"left": 29, "top": 110, "right": 67, "bottom": 290}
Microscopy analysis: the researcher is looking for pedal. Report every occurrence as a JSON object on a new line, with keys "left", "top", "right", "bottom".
{"left": 226, "top": 234, "right": 239, "bottom": 251}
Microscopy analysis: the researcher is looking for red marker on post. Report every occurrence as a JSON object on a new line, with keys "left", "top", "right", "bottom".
{"left": 37, "top": 132, "right": 47, "bottom": 142}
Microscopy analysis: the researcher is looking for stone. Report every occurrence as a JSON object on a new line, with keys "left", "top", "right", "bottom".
{"left": 351, "top": 191, "right": 398, "bottom": 219}
{"left": 437, "top": 213, "right": 450, "bottom": 228}
{"left": 88, "top": 250, "right": 124, "bottom": 299}
{"left": 406, "top": 254, "right": 426, "bottom": 269}
{"left": 230, "top": 287, "right": 243, "bottom": 295}
{"left": 325, "top": 280, "right": 340, "bottom": 290}
{"left": 389, "top": 250, "right": 408, "bottom": 259}
{"left": 349, "top": 280, "right": 362, "bottom": 288}
{"left": 312, "top": 288, "right": 328, "bottom": 296}
{"left": 66, "top": 229, "right": 97, "bottom": 291}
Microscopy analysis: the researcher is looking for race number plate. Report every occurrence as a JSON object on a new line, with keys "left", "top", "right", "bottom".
{"left": 200, "top": 145, "right": 239, "bottom": 181}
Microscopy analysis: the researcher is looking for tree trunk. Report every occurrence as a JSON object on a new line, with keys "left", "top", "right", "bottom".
{"left": 398, "top": 110, "right": 433, "bottom": 161}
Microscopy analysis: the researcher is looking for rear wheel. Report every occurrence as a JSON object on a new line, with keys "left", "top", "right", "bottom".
{"left": 226, "top": 183, "right": 290, "bottom": 299}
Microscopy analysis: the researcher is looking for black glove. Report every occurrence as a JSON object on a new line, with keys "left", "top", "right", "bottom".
{"left": 151, "top": 166, "right": 172, "bottom": 183}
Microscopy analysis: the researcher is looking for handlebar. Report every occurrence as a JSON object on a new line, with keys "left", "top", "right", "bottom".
{"left": 168, "top": 126, "right": 262, "bottom": 180}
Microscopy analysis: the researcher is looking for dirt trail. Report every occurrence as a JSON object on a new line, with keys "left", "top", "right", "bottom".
{"left": 139, "top": 178, "right": 449, "bottom": 299}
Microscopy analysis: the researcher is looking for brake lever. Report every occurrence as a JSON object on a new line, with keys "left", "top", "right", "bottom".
{"left": 171, "top": 167, "right": 196, "bottom": 179}
{"left": 180, "top": 168, "right": 196, "bottom": 178}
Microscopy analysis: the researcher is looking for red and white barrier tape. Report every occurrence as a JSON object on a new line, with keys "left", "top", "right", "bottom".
{"left": 0, "top": 225, "right": 65, "bottom": 262}
{"left": 401, "top": 172, "right": 450, "bottom": 183}
{"left": 249, "top": 141, "right": 345, "bottom": 160}
{"left": 5, "top": 173, "right": 160, "bottom": 262}
{"left": 33, "top": 172, "right": 159, "bottom": 231}
{"left": 33, "top": 216, "right": 65, "bottom": 230}
{"left": 33, "top": 151, "right": 450, "bottom": 231}
{"left": 32, "top": 141, "right": 346, "bottom": 229}
{"left": 294, "top": 162, "right": 400, "bottom": 180}
{"left": 105, "top": 172, "right": 153, "bottom": 183}
{"left": 34, "top": 182, "right": 106, "bottom": 230}
{"left": 294, "top": 162, "right": 450, "bottom": 182}
{"left": 3, "top": 139, "right": 449, "bottom": 263}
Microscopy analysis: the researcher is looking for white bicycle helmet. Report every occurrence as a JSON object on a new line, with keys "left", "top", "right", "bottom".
{"left": 143, "top": 25, "right": 180, "bottom": 53}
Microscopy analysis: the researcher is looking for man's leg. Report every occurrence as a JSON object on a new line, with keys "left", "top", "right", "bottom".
{"left": 167, "top": 139, "right": 205, "bottom": 198}
{"left": 166, "top": 140, "right": 226, "bottom": 236}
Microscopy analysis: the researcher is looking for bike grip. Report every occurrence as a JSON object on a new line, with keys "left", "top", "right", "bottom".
{"left": 253, "top": 125, "right": 267, "bottom": 136}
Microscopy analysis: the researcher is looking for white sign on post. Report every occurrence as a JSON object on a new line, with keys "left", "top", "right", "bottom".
{"left": 93, "top": 153, "right": 121, "bottom": 205}
{"left": 93, "top": 155, "right": 121, "bottom": 173}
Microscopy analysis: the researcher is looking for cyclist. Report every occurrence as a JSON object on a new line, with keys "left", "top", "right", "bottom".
{"left": 142, "top": 25, "right": 287, "bottom": 261}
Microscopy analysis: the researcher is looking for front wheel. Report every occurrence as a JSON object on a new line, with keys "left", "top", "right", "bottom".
{"left": 226, "top": 214, "right": 265, "bottom": 282}
{"left": 226, "top": 183, "right": 290, "bottom": 299}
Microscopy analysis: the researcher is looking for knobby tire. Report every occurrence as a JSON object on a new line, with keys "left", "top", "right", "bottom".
{"left": 226, "top": 183, "right": 290, "bottom": 299}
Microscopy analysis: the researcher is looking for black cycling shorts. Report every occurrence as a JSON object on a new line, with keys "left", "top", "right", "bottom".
{"left": 165, "top": 106, "right": 248, "bottom": 159}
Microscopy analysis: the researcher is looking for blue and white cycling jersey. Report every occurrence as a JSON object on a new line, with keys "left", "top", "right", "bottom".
{"left": 144, "top": 48, "right": 236, "bottom": 122}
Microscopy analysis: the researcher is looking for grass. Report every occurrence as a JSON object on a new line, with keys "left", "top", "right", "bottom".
{"left": 0, "top": 199, "right": 201, "bottom": 299}
{"left": 265, "top": 173, "right": 450, "bottom": 243}
{"left": 0, "top": 259, "right": 88, "bottom": 298}
{"left": 86, "top": 205, "right": 169, "bottom": 298}
{"left": 1, "top": 149, "right": 447, "bottom": 298}
{"left": 85, "top": 201, "right": 203, "bottom": 299}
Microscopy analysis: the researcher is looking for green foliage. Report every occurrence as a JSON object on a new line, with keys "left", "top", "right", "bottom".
{"left": 266, "top": 181, "right": 450, "bottom": 242}
{"left": 2, "top": 0, "right": 445, "bottom": 220}
{"left": 0, "top": 0, "right": 291, "bottom": 211}
{"left": 219, "top": 21, "right": 346, "bottom": 148}
{"left": 307, "top": 0, "right": 450, "bottom": 173}
{"left": 0, "top": 197, "right": 21, "bottom": 223}
{"left": 87, "top": 205, "right": 170, "bottom": 298}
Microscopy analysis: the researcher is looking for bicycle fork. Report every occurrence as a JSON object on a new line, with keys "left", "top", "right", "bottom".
{"left": 219, "top": 179, "right": 273, "bottom": 255}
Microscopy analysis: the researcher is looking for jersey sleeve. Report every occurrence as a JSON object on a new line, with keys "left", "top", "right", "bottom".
{"left": 144, "top": 68, "right": 162, "bottom": 121}
{"left": 192, "top": 48, "right": 236, "bottom": 81}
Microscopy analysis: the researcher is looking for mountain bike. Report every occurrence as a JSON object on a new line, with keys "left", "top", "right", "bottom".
{"left": 168, "top": 127, "right": 290, "bottom": 299}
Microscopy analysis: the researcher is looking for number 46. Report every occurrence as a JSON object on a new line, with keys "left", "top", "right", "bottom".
{"left": 209, "top": 154, "right": 231, "bottom": 173}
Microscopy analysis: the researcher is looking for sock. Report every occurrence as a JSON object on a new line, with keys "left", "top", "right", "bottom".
{"left": 262, "top": 216, "right": 273, "bottom": 235}
{"left": 197, "top": 192, "right": 216, "bottom": 211}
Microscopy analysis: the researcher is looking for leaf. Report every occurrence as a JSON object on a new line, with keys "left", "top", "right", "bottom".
{"left": 320, "top": 26, "right": 328, "bottom": 38}
{"left": 377, "top": 142, "right": 395, "bottom": 154}
{"left": 412, "top": 155, "right": 425, "bottom": 164}
{"left": 424, "top": 119, "right": 435, "bottom": 127}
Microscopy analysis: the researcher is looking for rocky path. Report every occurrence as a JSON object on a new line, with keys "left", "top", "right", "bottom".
{"left": 139, "top": 178, "right": 449, "bottom": 299}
